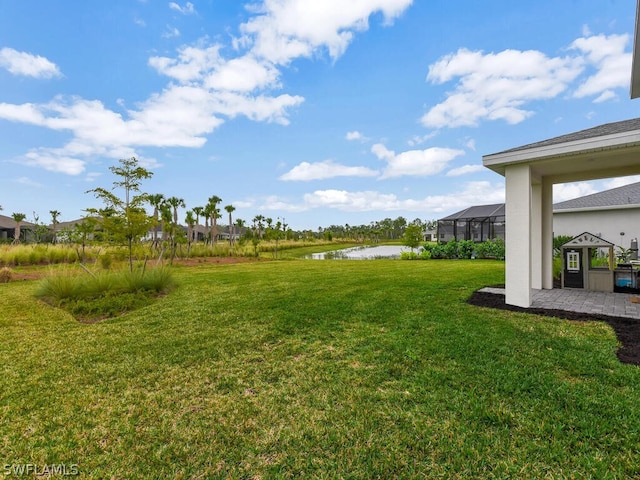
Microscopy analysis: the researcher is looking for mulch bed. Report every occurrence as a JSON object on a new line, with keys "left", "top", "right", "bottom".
{"left": 468, "top": 289, "right": 640, "bottom": 366}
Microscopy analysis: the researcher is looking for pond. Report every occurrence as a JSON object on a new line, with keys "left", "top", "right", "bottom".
{"left": 306, "top": 245, "right": 413, "bottom": 260}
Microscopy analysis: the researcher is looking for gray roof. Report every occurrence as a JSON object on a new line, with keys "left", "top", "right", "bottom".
{"left": 440, "top": 180, "right": 640, "bottom": 221}
{"left": 440, "top": 203, "right": 505, "bottom": 221}
{"left": 554, "top": 181, "right": 640, "bottom": 210}
{"left": 0, "top": 214, "right": 35, "bottom": 230}
{"left": 494, "top": 118, "right": 640, "bottom": 155}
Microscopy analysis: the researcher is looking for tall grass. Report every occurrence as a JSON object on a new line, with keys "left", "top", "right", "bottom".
{"left": 35, "top": 266, "right": 176, "bottom": 319}
{"left": 0, "top": 244, "right": 100, "bottom": 266}
{"left": 0, "top": 239, "right": 342, "bottom": 267}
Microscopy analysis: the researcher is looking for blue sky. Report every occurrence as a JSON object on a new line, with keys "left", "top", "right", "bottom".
{"left": 0, "top": 0, "right": 638, "bottom": 230}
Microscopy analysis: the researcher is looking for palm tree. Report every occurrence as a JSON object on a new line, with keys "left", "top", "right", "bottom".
{"left": 185, "top": 210, "right": 196, "bottom": 255}
{"left": 236, "top": 218, "right": 246, "bottom": 240}
{"left": 11, "top": 212, "right": 26, "bottom": 244}
{"left": 147, "top": 193, "right": 165, "bottom": 248}
{"left": 49, "top": 210, "right": 61, "bottom": 243}
{"left": 166, "top": 196, "right": 185, "bottom": 226}
{"left": 192, "top": 206, "right": 204, "bottom": 244}
{"left": 224, "top": 204, "right": 236, "bottom": 245}
{"left": 203, "top": 203, "right": 212, "bottom": 245}
{"left": 253, "top": 214, "right": 265, "bottom": 239}
{"left": 207, "top": 195, "right": 222, "bottom": 243}
{"left": 159, "top": 202, "right": 172, "bottom": 244}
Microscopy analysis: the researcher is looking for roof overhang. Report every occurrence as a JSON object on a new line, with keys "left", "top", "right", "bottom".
{"left": 482, "top": 128, "right": 640, "bottom": 183}
{"left": 632, "top": 0, "right": 640, "bottom": 98}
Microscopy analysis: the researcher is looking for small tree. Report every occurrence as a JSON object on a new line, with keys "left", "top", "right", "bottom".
{"left": 403, "top": 223, "right": 423, "bottom": 253}
{"left": 50, "top": 210, "right": 61, "bottom": 243}
{"left": 72, "top": 218, "right": 98, "bottom": 263}
{"left": 11, "top": 213, "right": 26, "bottom": 244}
{"left": 87, "top": 157, "right": 153, "bottom": 272}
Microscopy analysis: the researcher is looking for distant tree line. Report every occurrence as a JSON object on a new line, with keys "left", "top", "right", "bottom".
{"left": 1, "top": 158, "right": 438, "bottom": 250}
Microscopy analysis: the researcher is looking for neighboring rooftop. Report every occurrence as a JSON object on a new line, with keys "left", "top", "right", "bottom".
{"left": 439, "top": 204, "right": 505, "bottom": 221}
{"left": 554, "top": 181, "right": 640, "bottom": 211}
{"left": 0, "top": 214, "right": 35, "bottom": 230}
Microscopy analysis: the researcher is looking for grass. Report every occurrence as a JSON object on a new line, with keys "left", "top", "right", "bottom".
{"left": 34, "top": 267, "right": 176, "bottom": 320}
{"left": 2, "top": 259, "right": 640, "bottom": 478}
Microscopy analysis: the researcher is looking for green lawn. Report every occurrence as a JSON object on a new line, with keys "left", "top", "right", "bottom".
{"left": 2, "top": 259, "right": 640, "bottom": 478}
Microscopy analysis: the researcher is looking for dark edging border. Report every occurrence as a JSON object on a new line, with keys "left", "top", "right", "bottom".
{"left": 467, "top": 290, "right": 640, "bottom": 366}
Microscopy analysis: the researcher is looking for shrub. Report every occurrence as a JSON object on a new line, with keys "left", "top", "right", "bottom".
{"left": 457, "top": 240, "right": 475, "bottom": 259}
{"left": 400, "top": 251, "right": 419, "bottom": 260}
{"left": 0, "top": 267, "right": 13, "bottom": 283}
{"left": 442, "top": 240, "right": 459, "bottom": 259}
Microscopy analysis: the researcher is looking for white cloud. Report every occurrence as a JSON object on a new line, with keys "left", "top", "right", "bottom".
{"left": 346, "top": 130, "right": 369, "bottom": 142}
{"left": 240, "top": 0, "right": 413, "bottom": 64}
{"left": 13, "top": 176, "right": 42, "bottom": 188}
{"left": 162, "top": 25, "right": 181, "bottom": 38}
{"left": 260, "top": 195, "right": 308, "bottom": 212}
{"left": 421, "top": 33, "right": 632, "bottom": 129}
{"left": 407, "top": 131, "right": 438, "bottom": 147}
{"left": 22, "top": 150, "right": 86, "bottom": 175}
{"left": 603, "top": 175, "right": 640, "bottom": 190}
{"left": 302, "top": 181, "right": 504, "bottom": 213}
{"left": 372, "top": 143, "right": 464, "bottom": 179}
{"left": 0, "top": 48, "right": 62, "bottom": 78}
{"left": 553, "top": 182, "right": 598, "bottom": 203}
{"left": 570, "top": 33, "right": 631, "bottom": 101}
{"left": 280, "top": 160, "right": 378, "bottom": 181}
{"left": 554, "top": 176, "right": 640, "bottom": 204}
{"left": 446, "top": 164, "right": 484, "bottom": 177}
{"left": 463, "top": 138, "right": 476, "bottom": 150}
{"left": 422, "top": 48, "right": 582, "bottom": 128}
{"left": 0, "top": 1, "right": 412, "bottom": 176}
{"left": 205, "top": 56, "right": 281, "bottom": 92}
{"left": 149, "top": 45, "right": 222, "bottom": 83}
{"left": 169, "top": 2, "right": 195, "bottom": 15}
{"left": 84, "top": 172, "right": 102, "bottom": 182}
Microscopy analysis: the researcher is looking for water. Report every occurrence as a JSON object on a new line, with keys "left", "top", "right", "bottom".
{"left": 307, "top": 245, "right": 413, "bottom": 260}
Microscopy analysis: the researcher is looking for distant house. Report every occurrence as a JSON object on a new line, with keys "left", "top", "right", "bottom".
{"left": 0, "top": 214, "right": 36, "bottom": 242}
{"left": 423, "top": 229, "right": 437, "bottom": 242}
{"left": 437, "top": 204, "right": 505, "bottom": 243}
{"left": 438, "top": 181, "right": 640, "bottom": 248}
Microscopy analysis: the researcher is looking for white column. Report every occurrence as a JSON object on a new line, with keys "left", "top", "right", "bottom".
{"left": 505, "top": 164, "right": 532, "bottom": 307}
{"left": 531, "top": 181, "right": 542, "bottom": 290}
{"left": 541, "top": 178, "right": 554, "bottom": 289}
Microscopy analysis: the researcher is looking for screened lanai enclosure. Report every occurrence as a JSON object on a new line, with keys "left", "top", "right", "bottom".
{"left": 437, "top": 204, "right": 505, "bottom": 243}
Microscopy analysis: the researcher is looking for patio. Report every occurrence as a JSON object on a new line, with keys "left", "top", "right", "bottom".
{"left": 479, "top": 286, "right": 640, "bottom": 320}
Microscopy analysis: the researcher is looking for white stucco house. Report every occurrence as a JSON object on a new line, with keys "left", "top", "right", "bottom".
{"left": 479, "top": 1, "right": 640, "bottom": 308}
{"left": 483, "top": 118, "right": 640, "bottom": 308}
{"left": 438, "top": 182, "right": 640, "bottom": 248}
{"left": 553, "top": 181, "right": 640, "bottom": 246}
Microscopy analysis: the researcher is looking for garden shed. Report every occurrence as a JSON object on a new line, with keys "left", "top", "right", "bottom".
{"left": 437, "top": 204, "right": 505, "bottom": 243}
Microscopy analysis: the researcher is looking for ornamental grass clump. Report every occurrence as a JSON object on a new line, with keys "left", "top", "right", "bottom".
{"left": 0, "top": 267, "right": 13, "bottom": 283}
{"left": 35, "top": 266, "right": 176, "bottom": 320}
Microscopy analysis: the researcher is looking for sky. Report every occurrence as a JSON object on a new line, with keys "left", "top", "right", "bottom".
{"left": 1, "top": 0, "right": 639, "bottom": 230}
